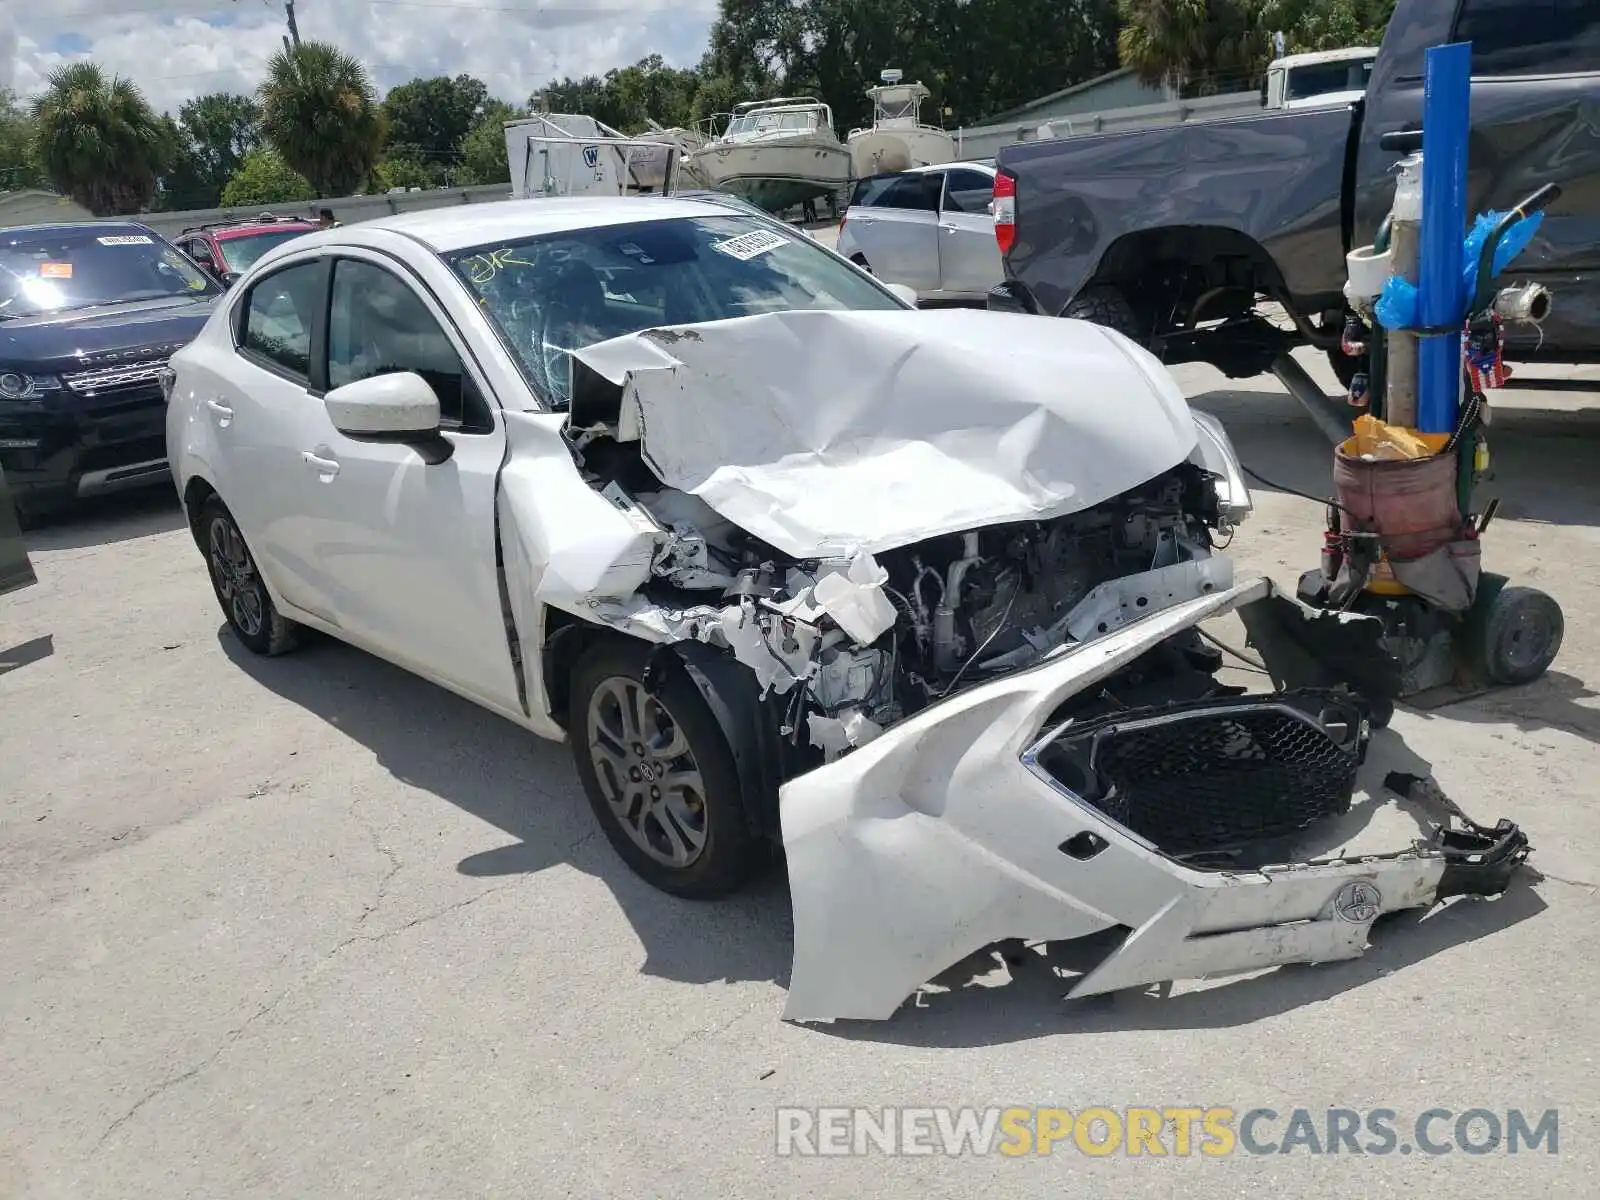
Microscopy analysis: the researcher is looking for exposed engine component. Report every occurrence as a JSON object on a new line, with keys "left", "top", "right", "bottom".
{"left": 610, "top": 461, "right": 1230, "bottom": 761}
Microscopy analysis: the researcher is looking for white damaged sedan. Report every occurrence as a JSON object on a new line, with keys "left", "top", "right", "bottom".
{"left": 166, "top": 196, "right": 1527, "bottom": 1022}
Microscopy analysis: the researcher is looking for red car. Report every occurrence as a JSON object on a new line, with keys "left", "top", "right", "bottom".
{"left": 173, "top": 214, "right": 320, "bottom": 284}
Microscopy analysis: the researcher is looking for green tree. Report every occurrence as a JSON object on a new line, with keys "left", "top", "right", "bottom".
{"left": 258, "top": 40, "right": 386, "bottom": 197}
{"left": 1267, "top": 0, "right": 1395, "bottom": 51}
{"left": 1117, "top": 0, "right": 1268, "bottom": 95}
{"left": 382, "top": 74, "right": 488, "bottom": 166}
{"left": 29, "top": 62, "right": 173, "bottom": 215}
{"left": 158, "top": 94, "right": 262, "bottom": 211}
{"left": 0, "top": 90, "right": 44, "bottom": 192}
{"left": 374, "top": 147, "right": 439, "bottom": 191}
{"left": 455, "top": 100, "right": 522, "bottom": 186}
{"left": 220, "top": 146, "right": 316, "bottom": 207}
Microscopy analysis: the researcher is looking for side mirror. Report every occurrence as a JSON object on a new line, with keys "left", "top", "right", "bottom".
{"left": 885, "top": 282, "right": 918, "bottom": 307}
{"left": 221, "top": 271, "right": 242, "bottom": 289}
{"left": 323, "top": 372, "right": 453, "bottom": 463}
{"left": 986, "top": 280, "right": 1042, "bottom": 315}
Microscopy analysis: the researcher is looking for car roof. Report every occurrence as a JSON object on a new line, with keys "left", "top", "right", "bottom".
{"left": 906, "top": 160, "right": 995, "bottom": 175}
{"left": 352, "top": 196, "right": 754, "bottom": 253}
{"left": 213, "top": 222, "right": 318, "bottom": 239}
{"left": 0, "top": 220, "right": 154, "bottom": 237}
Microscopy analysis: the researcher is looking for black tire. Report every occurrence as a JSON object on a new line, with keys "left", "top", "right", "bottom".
{"left": 849, "top": 252, "right": 872, "bottom": 273}
{"left": 199, "top": 495, "right": 299, "bottom": 656}
{"left": 1062, "top": 285, "right": 1140, "bottom": 339}
{"left": 568, "top": 639, "right": 763, "bottom": 899}
{"left": 1479, "top": 586, "right": 1564, "bottom": 686}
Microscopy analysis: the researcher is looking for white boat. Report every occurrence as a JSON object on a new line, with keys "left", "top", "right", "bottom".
{"left": 684, "top": 97, "right": 854, "bottom": 213}
{"left": 847, "top": 70, "right": 955, "bottom": 177}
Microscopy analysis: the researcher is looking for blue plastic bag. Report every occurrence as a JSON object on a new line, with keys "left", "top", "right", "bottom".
{"left": 1372, "top": 209, "right": 1543, "bottom": 331}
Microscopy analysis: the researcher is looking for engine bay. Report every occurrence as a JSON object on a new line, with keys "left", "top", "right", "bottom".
{"left": 577, "top": 426, "right": 1238, "bottom": 762}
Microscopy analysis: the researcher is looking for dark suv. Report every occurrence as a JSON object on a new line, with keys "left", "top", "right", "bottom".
{"left": 173, "top": 214, "right": 320, "bottom": 285}
{"left": 0, "top": 221, "right": 223, "bottom": 523}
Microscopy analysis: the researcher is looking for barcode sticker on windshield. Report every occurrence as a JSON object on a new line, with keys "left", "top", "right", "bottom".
{"left": 711, "top": 229, "right": 789, "bottom": 261}
{"left": 97, "top": 234, "right": 153, "bottom": 246}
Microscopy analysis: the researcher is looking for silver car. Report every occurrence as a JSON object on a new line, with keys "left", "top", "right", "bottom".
{"left": 835, "top": 161, "right": 1003, "bottom": 303}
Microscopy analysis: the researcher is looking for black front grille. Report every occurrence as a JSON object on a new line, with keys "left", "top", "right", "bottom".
{"left": 1037, "top": 690, "right": 1366, "bottom": 855}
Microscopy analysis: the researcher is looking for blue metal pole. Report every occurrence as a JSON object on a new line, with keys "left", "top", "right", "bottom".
{"left": 1416, "top": 41, "right": 1473, "bottom": 435}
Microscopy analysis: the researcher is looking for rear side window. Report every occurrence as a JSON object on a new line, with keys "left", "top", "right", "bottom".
{"left": 942, "top": 169, "right": 995, "bottom": 213}
{"left": 1454, "top": 0, "right": 1600, "bottom": 76}
{"left": 241, "top": 261, "right": 322, "bottom": 381}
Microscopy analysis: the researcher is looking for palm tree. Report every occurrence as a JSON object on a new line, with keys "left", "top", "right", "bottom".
{"left": 1118, "top": 0, "right": 1269, "bottom": 96}
{"left": 257, "top": 41, "right": 386, "bottom": 198}
{"left": 30, "top": 63, "right": 172, "bottom": 216}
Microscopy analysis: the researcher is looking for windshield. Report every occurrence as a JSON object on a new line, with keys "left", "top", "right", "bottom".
{"left": 1285, "top": 58, "right": 1374, "bottom": 101}
{"left": 0, "top": 228, "right": 216, "bottom": 318}
{"left": 727, "top": 109, "right": 821, "bottom": 136}
{"left": 447, "top": 213, "right": 903, "bottom": 408}
{"left": 217, "top": 229, "right": 315, "bottom": 273}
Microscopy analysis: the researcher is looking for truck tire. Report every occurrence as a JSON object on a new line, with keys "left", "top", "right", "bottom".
{"left": 1062, "top": 286, "right": 1140, "bottom": 339}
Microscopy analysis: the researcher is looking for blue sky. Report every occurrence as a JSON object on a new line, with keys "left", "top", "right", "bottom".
{"left": 11, "top": 1, "right": 720, "bottom": 114}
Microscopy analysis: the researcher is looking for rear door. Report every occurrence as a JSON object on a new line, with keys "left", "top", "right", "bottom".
{"left": 935, "top": 167, "right": 1004, "bottom": 298}
{"left": 846, "top": 172, "right": 942, "bottom": 291}
{"left": 1356, "top": 0, "right": 1600, "bottom": 354}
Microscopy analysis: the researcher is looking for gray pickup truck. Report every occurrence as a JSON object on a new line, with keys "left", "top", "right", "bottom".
{"left": 990, "top": 0, "right": 1600, "bottom": 386}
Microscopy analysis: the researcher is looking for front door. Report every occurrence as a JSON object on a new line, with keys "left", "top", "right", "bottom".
{"left": 856, "top": 172, "right": 943, "bottom": 293}
{"left": 1356, "top": 0, "right": 1600, "bottom": 356}
{"left": 292, "top": 254, "right": 521, "bottom": 714}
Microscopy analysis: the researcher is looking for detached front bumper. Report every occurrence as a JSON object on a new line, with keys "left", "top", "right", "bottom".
{"left": 779, "top": 575, "right": 1529, "bottom": 1023}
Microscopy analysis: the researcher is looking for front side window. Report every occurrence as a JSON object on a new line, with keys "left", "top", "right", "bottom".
{"left": 0, "top": 227, "right": 218, "bottom": 319}
{"left": 1455, "top": 0, "right": 1600, "bottom": 77}
{"left": 875, "top": 173, "right": 942, "bottom": 213}
{"left": 327, "top": 259, "right": 488, "bottom": 432}
{"left": 241, "top": 260, "right": 322, "bottom": 380}
{"left": 447, "top": 214, "right": 904, "bottom": 408}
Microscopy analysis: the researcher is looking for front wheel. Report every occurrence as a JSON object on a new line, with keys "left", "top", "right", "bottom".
{"left": 849, "top": 252, "right": 872, "bottom": 274}
{"left": 568, "top": 640, "right": 764, "bottom": 899}
{"left": 200, "top": 495, "right": 299, "bottom": 656}
{"left": 1061, "top": 285, "right": 1140, "bottom": 339}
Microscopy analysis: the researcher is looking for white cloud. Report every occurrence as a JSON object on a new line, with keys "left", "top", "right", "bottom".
{"left": 11, "top": 0, "right": 720, "bottom": 114}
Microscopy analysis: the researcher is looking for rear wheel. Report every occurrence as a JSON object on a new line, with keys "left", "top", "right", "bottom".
{"left": 200, "top": 495, "right": 299, "bottom": 656}
{"left": 568, "top": 639, "right": 763, "bottom": 899}
{"left": 1062, "top": 285, "right": 1140, "bottom": 339}
{"left": 1477, "top": 586, "right": 1564, "bottom": 686}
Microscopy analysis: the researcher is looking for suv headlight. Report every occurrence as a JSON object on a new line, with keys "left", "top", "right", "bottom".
{"left": 0, "top": 372, "right": 63, "bottom": 401}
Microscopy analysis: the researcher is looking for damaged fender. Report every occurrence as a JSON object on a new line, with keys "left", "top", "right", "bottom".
{"left": 779, "top": 575, "right": 1525, "bottom": 1023}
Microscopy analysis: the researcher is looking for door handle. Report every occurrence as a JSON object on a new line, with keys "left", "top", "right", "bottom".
{"left": 301, "top": 451, "right": 340, "bottom": 480}
{"left": 204, "top": 398, "right": 233, "bottom": 427}
{"left": 939, "top": 223, "right": 959, "bottom": 231}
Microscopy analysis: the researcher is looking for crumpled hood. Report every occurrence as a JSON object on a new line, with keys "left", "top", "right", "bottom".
{"left": 570, "top": 307, "right": 1201, "bottom": 558}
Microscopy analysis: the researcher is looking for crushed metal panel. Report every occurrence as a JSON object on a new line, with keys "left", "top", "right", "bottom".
{"left": 777, "top": 576, "right": 1521, "bottom": 1023}
{"left": 571, "top": 308, "right": 1205, "bottom": 559}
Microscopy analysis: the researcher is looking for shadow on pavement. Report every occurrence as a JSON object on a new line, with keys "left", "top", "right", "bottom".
{"left": 23, "top": 488, "right": 186, "bottom": 552}
{"left": 0, "top": 633, "right": 54, "bottom": 677}
{"left": 224, "top": 628, "right": 1546, "bottom": 1041}
{"left": 218, "top": 627, "right": 795, "bottom": 990}
{"left": 1192, "top": 388, "right": 1600, "bottom": 528}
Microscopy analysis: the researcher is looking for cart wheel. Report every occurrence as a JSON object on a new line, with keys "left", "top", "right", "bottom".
{"left": 1478, "top": 586, "right": 1563, "bottom": 686}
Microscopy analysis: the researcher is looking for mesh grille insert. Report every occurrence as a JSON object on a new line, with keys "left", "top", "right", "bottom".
{"left": 1038, "top": 690, "right": 1366, "bottom": 855}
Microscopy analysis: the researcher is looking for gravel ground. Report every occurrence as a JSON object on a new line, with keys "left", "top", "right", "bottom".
{"left": 3, "top": 352, "right": 1598, "bottom": 1198}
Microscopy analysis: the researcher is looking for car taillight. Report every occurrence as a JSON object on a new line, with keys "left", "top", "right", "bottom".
{"left": 993, "top": 170, "right": 1016, "bottom": 255}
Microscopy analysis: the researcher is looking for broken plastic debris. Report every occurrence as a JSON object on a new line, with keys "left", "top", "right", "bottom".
{"left": 806, "top": 708, "right": 884, "bottom": 759}
{"left": 810, "top": 552, "right": 897, "bottom": 645}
